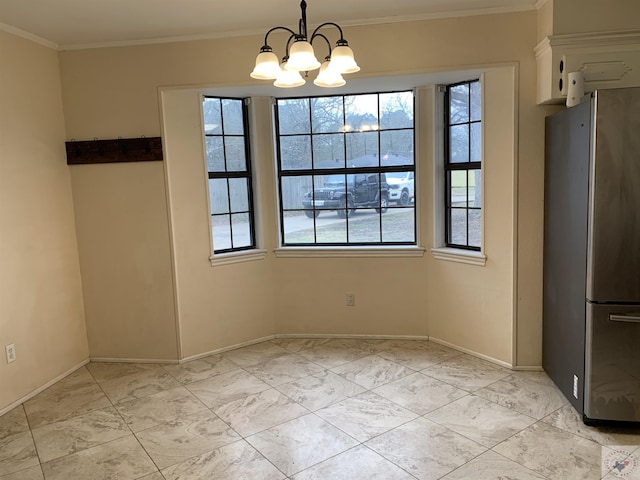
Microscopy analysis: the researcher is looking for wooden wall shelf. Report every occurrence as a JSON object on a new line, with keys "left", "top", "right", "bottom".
{"left": 66, "top": 137, "right": 163, "bottom": 165}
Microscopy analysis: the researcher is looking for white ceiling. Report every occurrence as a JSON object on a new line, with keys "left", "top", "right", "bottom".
{"left": 0, "top": 0, "right": 537, "bottom": 50}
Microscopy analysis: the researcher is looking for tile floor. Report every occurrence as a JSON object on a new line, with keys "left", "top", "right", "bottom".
{"left": 2, "top": 338, "right": 640, "bottom": 479}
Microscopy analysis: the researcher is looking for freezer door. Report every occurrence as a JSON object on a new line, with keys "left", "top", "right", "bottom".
{"left": 585, "top": 303, "right": 640, "bottom": 422}
{"left": 587, "top": 88, "right": 640, "bottom": 302}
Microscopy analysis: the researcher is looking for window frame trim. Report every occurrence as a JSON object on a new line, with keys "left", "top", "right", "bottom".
{"left": 202, "top": 95, "right": 259, "bottom": 258}
{"left": 274, "top": 90, "right": 418, "bottom": 248}
{"left": 432, "top": 79, "right": 486, "bottom": 265}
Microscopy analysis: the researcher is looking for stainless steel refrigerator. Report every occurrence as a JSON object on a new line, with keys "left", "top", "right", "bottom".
{"left": 543, "top": 87, "right": 640, "bottom": 424}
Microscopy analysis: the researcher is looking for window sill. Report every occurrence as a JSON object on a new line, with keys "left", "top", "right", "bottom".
{"left": 274, "top": 246, "right": 426, "bottom": 258}
{"left": 430, "top": 247, "right": 487, "bottom": 266}
{"left": 210, "top": 249, "right": 267, "bottom": 267}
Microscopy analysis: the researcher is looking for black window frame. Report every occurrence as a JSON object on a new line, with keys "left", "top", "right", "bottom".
{"left": 444, "top": 80, "right": 482, "bottom": 251}
{"left": 203, "top": 96, "right": 257, "bottom": 254}
{"left": 274, "top": 90, "right": 417, "bottom": 247}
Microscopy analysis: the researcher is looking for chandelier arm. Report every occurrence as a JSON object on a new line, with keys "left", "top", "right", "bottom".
{"left": 309, "top": 32, "right": 332, "bottom": 57}
{"left": 262, "top": 26, "right": 297, "bottom": 49}
{"left": 310, "top": 22, "right": 346, "bottom": 42}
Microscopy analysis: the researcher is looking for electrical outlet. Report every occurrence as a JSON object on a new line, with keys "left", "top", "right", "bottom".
{"left": 5, "top": 344, "right": 16, "bottom": 364}
{"left": 346, "top": 292, "right": 355, "bottom": 306}
{"left": 573, "top": 374, "right": 578, "bottom": 399}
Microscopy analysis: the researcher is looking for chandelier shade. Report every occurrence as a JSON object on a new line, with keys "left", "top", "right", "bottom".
{"left": 250, "top": 0, "right": 359, "bottom": 88}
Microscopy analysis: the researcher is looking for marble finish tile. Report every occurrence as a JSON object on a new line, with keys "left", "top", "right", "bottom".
{"left": 0, "top": 465, "right": 44, "bottom": 480}
{"left": 330, "top": 355, "right": 415, "bottom": 390}
{"left": 23, "top": 369, "right": 111, "bottom": 429}
{"left": 493, "top": 421, "right": 603, "bottom": 480}
{"left": 86, "top": 362, "right": 162, "bottom": 383}
{"left": 440, "top": 450, "right": 548, "bottom": 480}
{"left": 115, "top": 386, "right": 207, "bottom": 433}
{"left": 99, "top": 367, "right": 181, "bottom": 404}
{"left": 270, "top": 338, "right": 331, "bottom": 352}
{"left": 542, "top": 404, "right": 640, "bottom": 446}
{"left": 214, "top": 388, "right": 308, "bottom": 437}
{"left": 246, "top": 414, "right": 358, "bottom": 476}
{"left": 292, "top": 445, "right": 415, "bottom": 480}
{"left": 135, "top": 474, "right": 165, "bottom": 480}
{"left": 0, "top": 406, "right": 29, "bottom": 440}
{"left": 475, "top": 374, "right": 568, "bottom": 419}
{"left": 162, "top": 355, "right": 239, "bottom": 385}
{"left": 222, "top": 342, "right": 290, "bottom": 368}
{"left": 41, "top": 434, "right": 157, "bottom": 480}
{"left": 315, "top": 391, "right": 418, "bottom": 442}
{"left": 510, "top": 370, "right": 558, "bottom": 388}
{"left": 425, "top": 395, "right": 536, "bottom": 447}
{"left": 297, "top": 344, "right": 372, "bottom": 369}
{"left": 373, "top": 372, "right": 468, "bottom": 415}
{"left": 0, "top": 431, "right": 39, "bottom": 477}
{"left": 421, "top": 354, "right": 511, "bottom": 391}
{"left": 366, "top": 416, "right": 487, "bottom": 480}
{"left": 276, "top": 370, "right": 365, "bottom": 411}
{"left": 135, "top": 410, "right": 240, "bottom": 469}
{"left": 31, "top": 406, "right": 130, "bottom": 462}
{"left": 186, "top": 369, "right": 270, "bottom": 410}
{"left": 244, "top": 354, "right": 324, "bottom": 387}
{"left": 161, "top": 440, "right": 285, "bottom": 480}
{"left": 377, "top": 342, "right": 463, "bottom": 370}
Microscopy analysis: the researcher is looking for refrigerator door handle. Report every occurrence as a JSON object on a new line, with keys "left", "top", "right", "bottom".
{"left": 609, "top": 314, "right": 640, "bottom": 323}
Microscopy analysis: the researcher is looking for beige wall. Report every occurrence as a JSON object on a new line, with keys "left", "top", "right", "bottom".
{"left": 69, "top": 162, "right": 178, "bottom": 361}
{"left": 59, "top": 10, "right": 545, "bottom": 366}
{"left": 0, "top": 31, "right": 89, "bottom": 412}
{"left": 551, "top": 0, "right": 640, "bottom": 35}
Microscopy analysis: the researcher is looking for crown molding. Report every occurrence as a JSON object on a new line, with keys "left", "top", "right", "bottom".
{"left": 0, "top": 22, "right": 58, "bottom": 49}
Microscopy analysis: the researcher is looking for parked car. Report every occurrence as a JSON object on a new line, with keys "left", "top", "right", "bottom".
{"left": 386, "top": 171, "right": 414, "bottom": 205}
{"left": 302, "top": 173, "right": 389, "bottom": 218}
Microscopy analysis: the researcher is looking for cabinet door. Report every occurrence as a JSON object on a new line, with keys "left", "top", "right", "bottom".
{"left": 585, "top": 303, "right": 640, "bottom": 421}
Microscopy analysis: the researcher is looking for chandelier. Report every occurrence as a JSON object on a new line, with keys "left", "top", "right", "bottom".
{"left": 250, "top": 0, "right": 360, "bottom": 88}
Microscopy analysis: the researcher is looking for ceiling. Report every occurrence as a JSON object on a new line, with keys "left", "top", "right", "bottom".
{"left": 0, "top": 0, "right": 537, "bottom": 50}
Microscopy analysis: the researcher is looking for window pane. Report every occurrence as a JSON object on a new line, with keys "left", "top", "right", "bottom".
{"left": 282, "top": 175, "right": 312, "bottom": 211}
{"left": 470, "top": 81, "right": 481, "bottom": 122}
{"left": 380, "top": 91, "right": 413, "bottom": 129}
{"left": 283, "top": 213, "right": 313, "bottom": 244}
{"left": 348, "top": 211, "right": 381, "bottom": 242}
{"left": 212, "top": 214, "right": 231, "bottom": 250}
{"left": 450, "top": 170, "right": 467, "bottom": 207}
{"left": 469, "top": 209, "right": 482, "bottom": 248}
{"left": 203, "top": 98, "right": 222, "bottom": 134}
{"left": 205, "top": 137, "right": 224, "bottom": 172}
{"left": 224, "top": 136, "right": 246, "bottom": 171}
{"left": 313, "top": 134, "right": 345, "bottom": 168}
{"left": 450, "top": 84, "right": 469, "bottom": 124}
{"left": 449, "top": 124, "right": 469, "bottom": 163}
{"left": 345, "top": 94, "right": 378, "bottom": 132}
{"left": 449, "top": 208, "right": 468, "bottom": 245}
{"left": 209, "top": 179, "right": 229, "bottom": 214}
{"left": 231, "top": 213, "right": 252, "bottom": 248}
{"left": 278, "top": 98, "right": 310, "bottom": 134}
{"left": 313, "top": 175, "right": 344, "bottom": 211}
{"left": 229, "top": 178, "right": 249, "bottom": 212}
{"left": 386, "top": 171, "right": 414, "bottom": 206}
{"left": 280, "top": 136, "right": 311, "bottom": 170}
{"left": 346, "top": 131, "right": 378, "bottom": 165}
{"left": 470, "top": 122, "right": 481, "bottom": 163}
{"left": 222, "top": 99, "right": 243, "bottom": 135}
{"left": 316, "top": 220, "right": 347, "bottom": 243}
{"left": 469, "top": 170, "right": 482, "bottom": 208}
{"left": 311, "top": 96, "right": 344, "bottom": 133}
{"left": 380, "top": 130, "right": 414, "bottom": 165}
{"left": 382, "top": 208, "right": 415, "bottom": 242}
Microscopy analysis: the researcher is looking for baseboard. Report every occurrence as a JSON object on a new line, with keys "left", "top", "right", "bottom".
{"left": 274, "top": 333, "right": 431, "bottom": 341}
{"left": 179, "top": 335, "right": 276, "bottom": 363}
{"left": 89, "top": 357, "right": 179, "bottom": 365}
{"left": 0, "top": 358, "right": 90, "bottom": 417}
{"left": 428, "top": 336, "right": 514, "bottom": 369}
{"left": 510, "top": 365, "right": 544, "bottom": 371}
